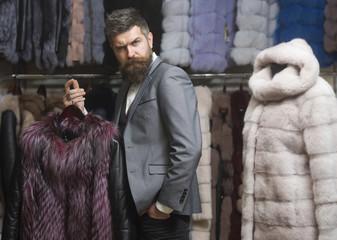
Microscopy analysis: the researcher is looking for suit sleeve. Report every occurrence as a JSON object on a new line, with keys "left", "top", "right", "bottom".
{"left": 155, "top": 67, "right": 202, "bottom": 212}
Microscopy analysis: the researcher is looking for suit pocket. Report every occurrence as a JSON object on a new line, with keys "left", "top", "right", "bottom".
{"left": 148, "top": 164, "right": 169, "bottom": 175}
{"left": 138, "top": 97, "right": 156, "bottom": 105}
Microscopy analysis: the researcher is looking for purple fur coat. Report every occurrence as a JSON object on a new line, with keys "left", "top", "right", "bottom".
{"left": 19, "top": 112, "right": 118, "bottom": 240}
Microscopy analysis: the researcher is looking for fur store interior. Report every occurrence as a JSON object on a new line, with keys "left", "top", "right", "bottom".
{"left": 1, "top": 0, "right": 337, "bottom": 240}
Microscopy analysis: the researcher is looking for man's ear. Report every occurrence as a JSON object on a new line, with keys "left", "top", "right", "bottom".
{"left": 147, "top": 32, "right": 153, "bottom": 49}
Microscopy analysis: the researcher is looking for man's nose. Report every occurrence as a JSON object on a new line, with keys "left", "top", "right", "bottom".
{"left": 127, "top": 46, "right": 135, "bottom": 58}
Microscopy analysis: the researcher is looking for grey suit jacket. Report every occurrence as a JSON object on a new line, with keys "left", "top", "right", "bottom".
{"left": 113, "top": 57, "right": 202, "bottom": 215}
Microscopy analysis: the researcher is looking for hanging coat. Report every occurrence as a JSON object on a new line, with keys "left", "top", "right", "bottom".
{"left": 2, "top": 109, "right": 137, "bottom": 240}
{"left": 242, "top": 38, "right": 337, "bottom": 240}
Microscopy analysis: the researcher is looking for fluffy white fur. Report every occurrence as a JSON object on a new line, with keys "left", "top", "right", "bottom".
{"left": 191, "top": 86, "right": 213, "bottom": 240}
{"left": 160, "top": 32, "right": 190, "bottom": 52}
{"left": 242, "top": 38, "right": 337, "bottom": 239}
{"left": 231, "top": 0, "right": 279, "bottom": 65}
{"left": 231, "top": 31, "right": 268, "bottom": 65}
{"left": 160, "top": 0, "right": 191, "bottom": 67}
{"left": 161, "top": 0, "right": 190, "bottom": 17}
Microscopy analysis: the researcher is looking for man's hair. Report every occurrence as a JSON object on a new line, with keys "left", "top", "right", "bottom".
{"left": 105, "top": 8, "right": 150, "bottom": 41}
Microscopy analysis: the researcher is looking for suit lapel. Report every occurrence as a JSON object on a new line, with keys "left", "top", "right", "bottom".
{"left": 126, "top": 57, "right": 163, "bottom": 122}
{"left": 113, "top": 82, "right": 131, "bottom": 125}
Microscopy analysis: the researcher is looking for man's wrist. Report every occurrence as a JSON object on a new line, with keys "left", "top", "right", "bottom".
{"left": 155, "top": 201, "right": 173, "bottom": 214}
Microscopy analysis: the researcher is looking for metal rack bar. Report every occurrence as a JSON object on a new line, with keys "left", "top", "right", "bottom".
{"left": 0, "top": 73, "right": 252, "bottom": 81}
{"left": 1, "top": 71, "right": 336, "bottom": 81}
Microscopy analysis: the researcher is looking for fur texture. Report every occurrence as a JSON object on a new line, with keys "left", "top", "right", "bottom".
{"left": 242, "top": 38, "right": 337, "bottom": 239}
{"left": 231, "top": 0, "right": 279, "bottom": 65}
{"left": 190, "top": 86, "right": 213, "bottom": 240}
{"left": 19, "top": 92, "right": 46, "bottom": 121}
{"left": 56, "top": 0, "right": 71, "bottom": 69}
{"left": 160, "top": 0, "right": 191, "bottom": 67}
{"left": 67, "top": 0, "right": 85, "bottom": 66}
{"left": 31, "top": 0, "right": 70, "bottom": 72}
{"left": 323, "top": 0, "right": 337, "bottom": 53}
{"left": 83, "top": 0, "right": 105, "bottom": 64}
{"left": 19, "top": 112, "right": 118, "bottom": 239}
{"left": 228, "top": 88, "right": 250, "bottom": 240}
{"left": 210, "top": 90, "right": 233, "bottom": 240}
{"left": 46, "top": 91, "right": 66, "bottom": 113}
{"left": 274, "top": 0, "right": 336, "bottom": 68}
{"left": 189, "top": 0, "right": 227, "bottom": 72}
{"left": 0, "top": 0, "right": 19, "bottom": 63}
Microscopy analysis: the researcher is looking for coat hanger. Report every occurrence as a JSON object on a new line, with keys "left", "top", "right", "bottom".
{"left": 7, "top": 78, "right": 22, "bottom": 95}
{"left": 57, "top": 105, "right": 85, "bottom": 142}
{"left": 57, "top": 105, "right": 85, "bottom": 124}
{"left": 37, "top": 81, "right": 47, "bottom": 98}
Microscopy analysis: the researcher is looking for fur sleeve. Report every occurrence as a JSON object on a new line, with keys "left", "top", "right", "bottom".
{"left": 301, "top": 79, "right": 337, "bottom": 238}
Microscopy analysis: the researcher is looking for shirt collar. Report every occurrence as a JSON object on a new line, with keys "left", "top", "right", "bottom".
{"left": 152, "top": 52, "right": 157, "bottom": 63}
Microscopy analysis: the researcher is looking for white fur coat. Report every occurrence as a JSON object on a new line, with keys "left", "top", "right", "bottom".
{"left": 160, "top": 0, "right": 191, "bottom": 67}
{"left": 242, "top": 38, "right": 337, "bottom": 239}
{"left": 231, "top": 0, "right": 279, "bottom": 65}
{"left": 190, "top": 86, "right": 213, "bottom": 240}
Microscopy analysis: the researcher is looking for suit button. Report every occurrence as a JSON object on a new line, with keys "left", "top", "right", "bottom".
{"left": 179, "top": 189, "right": 188, "bottom": 204}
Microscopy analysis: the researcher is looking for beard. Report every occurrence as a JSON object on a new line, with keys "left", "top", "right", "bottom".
{"left": 120, "top": 53, "right": 152, "bottom": 84}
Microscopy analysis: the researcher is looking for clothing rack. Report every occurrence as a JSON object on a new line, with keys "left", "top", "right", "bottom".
{"left": 1, "top": 73, "right": 252, "bottom": 81}
{"left": 2, "top": 71, "right": 337, "bottom": 80}
{"left": 0, "top": 73, "right": 252, "bottom": 90}
{"left": 1, "top": 71, "right": 337, "bottom": 91}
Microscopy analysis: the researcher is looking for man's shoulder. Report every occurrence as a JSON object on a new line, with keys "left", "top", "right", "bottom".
{"left": 152, "top": 57, "right": 188, "bottom": 77}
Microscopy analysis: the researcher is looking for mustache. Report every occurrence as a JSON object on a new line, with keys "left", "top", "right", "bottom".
{"left": 122, "top": 57, "right": 150, "bottom": 68}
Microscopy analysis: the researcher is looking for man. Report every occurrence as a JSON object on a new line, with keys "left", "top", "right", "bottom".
{"left": 64, "top": 8, "right": 202, "bottom": 240}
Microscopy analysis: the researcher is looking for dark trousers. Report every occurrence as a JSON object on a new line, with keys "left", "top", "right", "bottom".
{"left": 137, "top": 213, "right": 190, "bottom": 240}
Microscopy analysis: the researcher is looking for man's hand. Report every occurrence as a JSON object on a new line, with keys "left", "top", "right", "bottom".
{"left": 63, "top": 79, "right": 86, "bottom": 111}
{"left": 139, "top": 204, "right": 170, "bottom": 220}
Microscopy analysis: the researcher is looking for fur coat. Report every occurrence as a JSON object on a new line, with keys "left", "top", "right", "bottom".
{"left": 83, "top": 0, "right": 105, "bottom": 64}
{"left": 210, "top": 90, "right": 233, "bottom": 240}
{"left": 189, "top": 0, "right": 227, "bottom": 72}
{"left": 0, "top": 0, "right": 18, "bottom": 63}
{"left": 19, "top": 111, "right": 117, "bottom": 239}
{"left": 274, "top": 0, "right": 335, "bottom": 68}
{"left": 160, "top": 0, "right": 191, "bottom": 67}
{"left": 33, "top": 0, "right": 70, "bottom": 72}
{"left": 323, "top": 0, "right": 337, "bottom": 54}
{"left": 190, "top": 86, "right": 213, "bottom": 240}
{"left": 242, "top": 38, "right": 337, "bottom": 239}
{"left": 231, "top": 0, "right": 279, "bottom": 65}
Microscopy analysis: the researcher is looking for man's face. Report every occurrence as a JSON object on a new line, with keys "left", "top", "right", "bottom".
{"left": 110, "top": 26, "right": 153, "bottom": 84}
{"left": 110, "top": 25, "right": 153, "bottom": 64}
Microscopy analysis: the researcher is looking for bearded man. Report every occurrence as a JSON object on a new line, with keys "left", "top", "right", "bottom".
{"left": 63, "top": 7, "right": 202, "bottom": 240}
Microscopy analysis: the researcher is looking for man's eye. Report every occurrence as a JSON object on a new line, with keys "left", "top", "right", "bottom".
{"left": 116, "top": 46, "right": 125, "bottom": 51}
{"left": 132, "top": 40, "right": 139, "bottom": 45}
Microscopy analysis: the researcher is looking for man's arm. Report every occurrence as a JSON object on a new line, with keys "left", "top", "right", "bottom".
{"left": 156, "top": 67, "right": 202, "bottom": 212}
